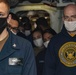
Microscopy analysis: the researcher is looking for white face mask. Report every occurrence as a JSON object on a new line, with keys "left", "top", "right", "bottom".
{"left": 64, "top": 21, "right": 76, "bottom": 31}
{"left": 33, "top": 38, "right": 43, "bottom": 47}
{"left": 34, "top": 23, "right": 37, "bottom": 28}
{"left": 44, "top": 40, "right": 50, "bottom": 48}
{"left": 25, "top": 30, "right": 31, "bottom": 36}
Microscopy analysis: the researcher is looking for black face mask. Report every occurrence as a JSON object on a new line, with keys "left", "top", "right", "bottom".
{"left": 0, "top": 17, "right": 7, "bottom": 34}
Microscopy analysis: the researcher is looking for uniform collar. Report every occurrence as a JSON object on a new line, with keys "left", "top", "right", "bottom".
{"left": 0, "top": 29, "right": 20, "bottom": 61}
{"left": 8, "top": 28, "right": 20, "bottom": 50}
{"left": 61, "top": 25, "right": 76, "bottom": 38}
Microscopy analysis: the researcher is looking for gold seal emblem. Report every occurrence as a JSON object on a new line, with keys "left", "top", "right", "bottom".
{"left": 59, "top": 42, "right": 76, "bottom": 67}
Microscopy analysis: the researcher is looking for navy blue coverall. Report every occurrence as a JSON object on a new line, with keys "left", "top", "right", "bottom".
{"left": 0, "top": 29, "right": 37, "bottom": 75}
{"left": 43, "top": 26, "right": 76, "bottom": 75}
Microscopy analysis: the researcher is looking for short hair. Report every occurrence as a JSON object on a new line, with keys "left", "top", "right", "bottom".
{"left": 21, "top": 16, "right": 30, "bottom": 25}
{"left": 21, "top": 16, "right": 32, "bottom": 30}
{"left": 32, "top": 28, "right": 43, "bottom": 35}
{"left": 36, "top": 17, "right": 49, "bottom": 28}
{"left": 9, "top": 12, "right": 19, "bottom": 23}
{"left": 0, "top": 0, "right": 10, "bottom": 10}
{"left": 43, "top": 28, "right": 57, "bottom": 36}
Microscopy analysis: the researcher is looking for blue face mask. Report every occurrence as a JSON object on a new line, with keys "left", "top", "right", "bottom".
{"left": 0, "top": 17, "right": 7, "bottom": 34}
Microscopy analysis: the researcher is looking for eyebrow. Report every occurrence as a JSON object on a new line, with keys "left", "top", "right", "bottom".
{"left": 0, "top": 12, "right": 5, "bottom": 15}
{"left": 71, "top": 15, "right": 76, "bottom": 17}
{"left": 0, "top": 12, "right": 4, "bottom": 14}
{"left": 64, "top": 14, "right": 76, "bottom": 17}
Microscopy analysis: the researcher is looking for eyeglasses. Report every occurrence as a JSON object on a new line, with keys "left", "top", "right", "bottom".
{"left": 12, "top": 27, "right": 19, "bottom": 30}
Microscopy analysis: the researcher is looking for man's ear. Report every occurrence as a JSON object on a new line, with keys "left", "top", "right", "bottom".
{"left": 7, "top": 14, "right": 12, "bottom": 24}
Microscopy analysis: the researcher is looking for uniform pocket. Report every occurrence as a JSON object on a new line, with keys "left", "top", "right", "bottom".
{"left": 7, "top": 65, "right": 22, "bottom": 74}
{"left": 7, "top": 57, "right": 23, "bottom": 74}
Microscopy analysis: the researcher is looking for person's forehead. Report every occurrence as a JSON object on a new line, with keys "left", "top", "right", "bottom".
{"left": 0, "top": 2, "right": 9, "bottom": 13}
{"left": 65, "top": 8, "right": 76, "bottom": 13}
{"left": 64, "top": 5, "right": 76, "bottom": 13}
{"left": 44, "top": 32, "right": 51, "bottom": 36}
{"left": 44, "top": 33, "right": 52, "bottom": 38}
{"left": 63, "top": 9, "right": 76, "bottom": 18}
{"left": 33, "top": 31, "right": 42, "bottom": 36}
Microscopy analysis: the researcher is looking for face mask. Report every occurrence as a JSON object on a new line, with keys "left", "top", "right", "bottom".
{"left": 34, "top": 23, "right": 37, "bottom": 28}
{"left": 0, "top": 17, "right": 7, "bottom": 34}
{"left": 44, "top": 40, "right": 50, "bottom": 48}
{"left": 64, "top": 21, "right": 76, "bottom": 31}
{"left": 25, "top": 30, "right": 31, "bottom": 36}
{"left": 33, "top": 38, "right": 43, "bottom": 47}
